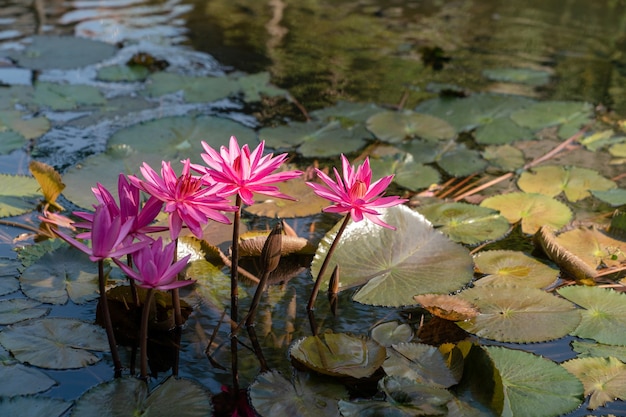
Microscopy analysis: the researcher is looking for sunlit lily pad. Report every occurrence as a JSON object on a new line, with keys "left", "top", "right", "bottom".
{"left": 473, "top": 250, "right": 559, "bottom": 288}
{"left": 480, "top": 192, "right": 572, "bottom": 234}
{"left": 557, "top": 286, "right": 626, "bottom": 346}
{"left": 0, "top": 110, "right": 50, "bottom": 140}
{"left": 517, "top": 165, "right": 616, "bottom": 202}
{"left": 436, "top": 145, "right": 487, "bottom": 177}
{"left": 20, "top": 246, "right": 100, "bottom": 305}
{"left": 184, "top": 259, "right": 231, "bottom": 309}
{"left": 144, "top": 72, "right": 240, "bottom": 102}
{"left": 249, "top": 370, "right": 347, "bottom": 417}
{"left": 474, "top": 116, "right": 533, "bottom": 145}
{"left": 0, "top": 363, "right": 57, "bottom": 396}
{"left": 311, "top": 205, "right": 473, "bottom": 307}
{"left": 415, "top": 93, "right": 535, "bottom": 132}
{"left": 34, "top": 82, "right": 106, "bottom": 111}
{"left": 366, "top": 110, "right": 456, "bottom": 143}
{"left": 0, "top": 258, "right": 20, "bottom": 296}
{"left": 481, "top": 144, "right": 526, "bottom": 172}
{"left": 97, "top": 65, "right": 151, "bottom": 82}
{"left": 413, "top": 294, "right": 479, "bottom": 321}
{"left": 289, "top": 332, "right": 386, "bottom": 378}
{"left": 370, "top": 321, "right": 413, "bottom": 347}
{"left": 510, "top": 101, "right": 593, "bottom": 132}
{"left": 383, "top": 342, "right": 458, "bottom": 388}
{"left": 482, "top": 68, "right": 551, "bottom": 86}
{"left": 237, "top": 71, "right": 289, "bottom": 102}
{"left": 338, "top": 376, "right": 453, "bottom": 417}
{"left": 484, "top": 346, "right": 583, "bottom": 417}
{"left": 457, "top": 285, "right": 581, "bottom": 343}
{"left": 29, "top": 160, "right": 65, "bottom": 210}
{"left": 71, "top": 376, "right": 212, "bottom": 417}
{"left": 552, "top": 226, "right": 626, "bottom": 270}
{"left": 0, "top": 318, "right": 109, "bottom": 369}
{"left": 0, "top": 299, "right": 49, "bottom": 325}
{"left": 0, "top": 174, "right": 41, "bottom": 218}
{"left": 0, "top": 396, "right": 71, "bottom": 417}
{"left": 562, "top": 356, "right": 626, "bottom": 410}
{"left": 245, "top": 177, "right": 330, "bottom": 217}
{"left": 416, "top": 202, "right": 510, "bottom": 245}
{"left": 8, "top": 35, "right": 117, "bottom": 70}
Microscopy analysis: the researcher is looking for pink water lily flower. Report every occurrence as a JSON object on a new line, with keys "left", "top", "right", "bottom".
{"left": 129, "top": 159, "right": 237, "bottom": 240}
{"left": 53, "top": 203, "right": 150, "bottom": 262}
{"left": 192, "top": 136, "right": 302, "bottom": 205}
{"left": 306, "top": 154, "right": 407, "bottom": 229}
{"left": 114, "top": 237, "right": 194, "bottom": 290}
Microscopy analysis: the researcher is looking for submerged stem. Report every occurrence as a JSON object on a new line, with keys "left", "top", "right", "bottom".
{"left": 98, "top": 260, "right": 122, "bottom": 377}
{"left": 306, "top": 213, "right": 352, "bottom": 317}
{"left": 230, "top": 196, "right": 242, "bottom": 399}
{"left": 139, "top": 288, "right": 155, "bottom": 380}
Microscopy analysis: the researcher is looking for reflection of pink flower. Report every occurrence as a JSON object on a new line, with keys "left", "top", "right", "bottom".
{"left": 306, "top": 154, "right": 407, "bottom": 229}
{"left": 129, "top": 159, "right": 237, "bottom": 240}
{"left": 113, "top": 237, "right": 193, "bottom": 290}
{"left": 53, "top": 203, "right": 149, "bottom": 262}
{"left": 192, "top": 136, "right": 302, "bottom": 205}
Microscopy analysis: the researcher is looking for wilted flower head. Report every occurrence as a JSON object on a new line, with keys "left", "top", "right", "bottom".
{"left": 192, "top": 136, "right": 302, "bottom": 206}
{"left": 113, "top": 237, "right": 193, "bottom": 290}
{"left": 129, "top": 159, "right": 237, "bottom": 240}
{"left": 306, "top": 154, "right": 407, "bottom": 229}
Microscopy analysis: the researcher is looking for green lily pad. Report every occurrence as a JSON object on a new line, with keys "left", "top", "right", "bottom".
{"left": 398, "top": 139, "right": 444, "bottom": 164}
{"left": 474, "top": 116, "right": 533, "bottom": 145}
{"left": 557, "top": 286, "right": 626, "bottom": 346}
{"left": 0, "top": 396, "right": 71, "bottom": 417}
{"left": 310, "top": 101, "right": 383, "bottom": 125}
{"left": 370, "top": 321, "right": 413, "bottom": 347}
{"left": 609, "top": 142, "right": 626, "bottom": 158}
{"left": 393, "top": 160, "right": 441, "bottom": 192}
{"left": 0, "top": 363, "right": 57, "bottom": 396}
{"left": 571, "top": 340, "right": 626, "bottom": 363}
{"left": 338, "top": 376, "right": 453, "bottom": 417}
{"left": 415, "top": 93, "right": 535, "bottom": 132}
{"left": 480, "top": 192, "right": 572, "bottom": 234}
{"left": 482, "top": 144, "right": 526, "bottom": 172}
{"left": 562, "top": 356, "right": 626, "bottom": 410}
{"left": 20, "top": 246, "right": 100, "bottom": 305}
{"left": 510, "top": 101, "right": 593, "bottom": 132}
{"left": 0, "top": 131, "right": 27, "bottom": 155}
{"left": 0, "top": 258, "right": 20, "bottom": 296}
{"left": 311, "top": 205, "right": 474, "bottom": 307}
{"left": 416, "top": 202, "right": 510, "bottom": 245}
{"left": 0, "top": 299, "right": 49, "bottom": 325}
{"left": 0, "top": 174, "right": 41, "bottom": 218}
{"left": 249, "top": 370, "right": 347, "bottom": 417}
{"left": 237, "top": 71, "right": 288, "bottom": 102}
{"left": 0, "top": 318, "right": 109, "bottom": 369}
{"left": 473, "top": 250, "right": 559, "bottom": 288}
{"left": 366, "top": 110, "right": 456, "bottom": 143}
{"left": 71, "top": 376, "right": 213, "bottom": 417}
{"left": 383, "top": 342, "right": 458, "bottom": 388}
{"left": 592, "top": 188, "right": 626, "bottom": 206}
{"left": 8, "top": 35, "right": 117, "bottom": 70}
{"left": 0, "top": 110, "right": 50, "bottom": 140}
{"left": 144, "top": 72, "right": 240, "bottom": 102}
{"left": 518, "top": 165, "right": 616, "bottom": 202}
{"left": 457, "top": 284, "right": 581, "bottom": 343}
{"left": 184, "top": 259, "right": 231, "bottom": 309}
{"left": 289, "top": 332, "right": 386, "bottom": 379}
{"left": 245, "top": 177, "right": 330, "bottom": 218}
{"left": 34, "top": 82, "right": 106, "bottom": 111}
{"left": 96, "top": 65, "right": 151, "bottom": 82}
{"left": 368, "top": 151, "right": 441, "bottom": 191}
{"left": 484, "top": 346, "right": 583, "bottom": 417}
{"left": 482, "top": 68, "right": 551, "bottom": 86}
{"left": 437, "top": 145, "right": 487, "bottom": 177}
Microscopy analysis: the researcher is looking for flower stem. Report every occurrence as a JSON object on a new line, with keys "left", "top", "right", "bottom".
{"left": 171, "top": 238, "right": 183, "bottom": 377}
{"left": 230, "top": 196, "right": 242, "bottom": 399}
{"left": 139, "top": 288, "right": 155, "bottom": 380}
{"left": 98, "top": 260, "right": 122, "bottom": 377}
{"left": 306, "top": 213, "right": 351, "bottom": 313}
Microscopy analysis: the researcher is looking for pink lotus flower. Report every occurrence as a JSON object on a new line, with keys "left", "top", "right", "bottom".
{"left": 306, "top": 154, "right": 407, "bottom": 229}
{"left": 53, "top": 203, "right": 150, "bottom": 262}
{"left": 129, "top": 159, "right": 237, "bottom": 240}
{"left": 113, "top": 237, "right": 193, "bottom": 290}
{"left": 192, "top": 136, "right": 302, "bottom": 205}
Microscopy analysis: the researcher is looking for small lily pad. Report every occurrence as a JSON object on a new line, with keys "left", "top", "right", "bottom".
{"left": 413, "top": 294, "right": 479, "bottom": 321}
{"left": 557, "top": 286, "right": 626, "bottom": 346}
{"left": 0, "top": 110, "right": 50, "bottom": 140}
{"left": 480, "top": 192, "right": 572, "bottom": 234}
{"left": 571, "top": 340, "right": 626, "bottom": 363}
{"left": 370, "top": 321, "right": 413, "bottom": 347}
{"left": 482, "top": 68, "right": 551, "bottom": 86}
{"left": 0, "top": 259, "right": 20, "bottom": 296}
{"left": 474, "top": 116, "right": 533, "bottom": 145}
{"left": 29, "top": 160, "right": 65, "bottom": 210}
{"left": 0, "top": 318, "right": 109, "bottom": 369}
{"left": 416, "top": 202, "right": 510, "bottom": 245}
{"left": 0, "top": 363, "right": 57, "bottom": 396}
{"left": 34, "top": 82, "right": 106, "bottom": 111}
{"left": 383, "top": 342, "right": 459, "bottom": 388}
{"left": 482, "top": 144, "right": 526, "bottom": 172}
{"left": 96, "top": 65, "right": 151, "bottom": 82}
{"left": 591, "top": 188, "right": 626, "bottom": 207}
{"left": 0, "top": 174, "right": 41, "bottom": 218}
{"left": 393, "top": 160, "right": 441, "bottom": 192}
{"left": 0, "top": 299, "right": 49, "bottom": 325}
{"left": 289, "top": 332, "right": 386, "bottom": 379}
{"left": 473, "top": 250, "right": 559, "bottom": 288}
{"left": 0, "top": 396, "right": 71, "bottom": 417}
{"left": 249, "top": 370, "right": 347, "bottom": 417}
{"left": 457, "top": 284, "right": 581, "bottom": 343}
{"left": 552, "top": 226, "right": 626, "bottom": 271}
{"left": 437, "top": 145, "right": 487, "bottom": 177}
{"left": 562, "top": 356, "right": 626, "bottom": 410}
{"left": 311, "top": 101, "right": 382, "bottom": 125}
{"left": 20, "top": 246, "right": 100, "bottom": 305}
{"left": 366, "top": 110, "right": 456, "bottom": 143}
{"left": 8, "top": 35, "right": 117, "bottom": 70}
{"left": 237, "top": 71, "right": 288, "bottom": 102}
{"left": 510, "top": 101, "right": 593, "bottom": 132}
{"left": 144, "top": 72, "right": 240, "bottom": 102}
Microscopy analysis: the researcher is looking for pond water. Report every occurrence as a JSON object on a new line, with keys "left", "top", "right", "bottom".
{"left": 0, "top": 1, "right": 626, "bottom": 416}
